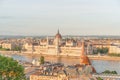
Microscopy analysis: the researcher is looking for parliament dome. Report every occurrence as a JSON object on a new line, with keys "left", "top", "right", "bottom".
{"left": 55, "top": 30, "right": 62, "bottom": 39}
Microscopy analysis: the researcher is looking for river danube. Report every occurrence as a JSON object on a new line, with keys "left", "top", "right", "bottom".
{"left": 6, "top": 54, "right": 120, "bottom": 74}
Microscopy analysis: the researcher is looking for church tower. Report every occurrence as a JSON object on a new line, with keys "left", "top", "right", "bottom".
{"left": 80, "top": 40, "right": 91, "bottom": 65}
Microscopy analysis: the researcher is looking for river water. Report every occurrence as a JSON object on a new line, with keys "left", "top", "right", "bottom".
{"left": 2, "top": 54, "right": 120, "bottom": 74}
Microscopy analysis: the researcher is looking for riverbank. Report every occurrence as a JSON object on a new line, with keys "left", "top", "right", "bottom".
{"left": 0, "top": 51, "right": 120, "bottom": 61}
{"left": 88, "top": 55, "right": 120, "bottom": 61}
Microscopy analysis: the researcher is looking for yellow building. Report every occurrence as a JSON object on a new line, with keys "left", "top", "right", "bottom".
{"left": 109, "top": 43, "right": 120, "bottom": 54}
{"left": 2, "top": 43, "right": 15, "bottom": 50}
{"left": 23, "top": 30, "right": 93, "bottom": 56}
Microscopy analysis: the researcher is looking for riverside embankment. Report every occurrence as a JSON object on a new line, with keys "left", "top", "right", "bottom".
{"left": 0, "top": 51, "right": 120, "bottom": 61}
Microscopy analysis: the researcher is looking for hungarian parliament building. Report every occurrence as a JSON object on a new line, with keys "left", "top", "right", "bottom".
{"left": 23, "top": 30, "right": 93, "bottom": 56}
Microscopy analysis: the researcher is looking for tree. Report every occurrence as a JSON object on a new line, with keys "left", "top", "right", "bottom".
{"left": 39, "top": 56, "right": 45, "bottom": 64}
{"left": 111, "top": 71, "right": 117, "bottom": 74}
{"left": 102, "top": 70, "right": 117, "bottom": 74}
{"left": 12, "top": 46, "right": 22, "bottom": 53}
{"left": 93, "top": 47, "right": 109, "bottom": 54}
{"left": 97, "top": 77, "right": 103, "bottom": 80}
{"left": 12, "top": 46, "right": 22, "bottom": 52}
{"left": 0, "top": 55, "right": 26, "bottom": 80}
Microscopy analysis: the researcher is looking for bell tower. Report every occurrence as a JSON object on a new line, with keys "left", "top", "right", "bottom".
{"left": 80, "top": 40, "right": 91, "bottom": 65}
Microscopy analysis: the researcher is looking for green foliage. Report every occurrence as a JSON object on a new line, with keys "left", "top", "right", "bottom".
{"left": 12, "top": 46, "right": 21, "bottom": 51}
{"left": 102, "top": 70, "right": 117, "bottom": 74}
{"left": 93, "top": 47, "right": 108, "bottom": 54}
{"left": 97, "top": 77, "right": 103, "bottom": 80}
{"left": 111, "top": 71, "right": 117, "bottom": 74}
{"left": 0, "top": 55, "right": 26, "bottom": 80}
{"left": 108, "top": 53, "right": 120, "bottom": 57}
{"left": 0, "top": 46, "right": 10, "bottom": 51}
{"left": 39, "top": 56, "right": 44, "bottom": 64}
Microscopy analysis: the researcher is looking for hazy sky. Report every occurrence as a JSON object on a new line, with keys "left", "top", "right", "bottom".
{"left": 0, "top": 0, "right": 120, "bottom": 36}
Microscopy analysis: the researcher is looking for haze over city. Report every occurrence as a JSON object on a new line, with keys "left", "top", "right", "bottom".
{"left": 0, "top": 0, "right": 120, "bottom": 36}
{"left": 1, "top": 1, "right": 120, "bottom": 80}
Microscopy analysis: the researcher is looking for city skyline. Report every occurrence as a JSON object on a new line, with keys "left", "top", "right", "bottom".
{"left": 0, "top": 0, "right": 120, "bottom": 36}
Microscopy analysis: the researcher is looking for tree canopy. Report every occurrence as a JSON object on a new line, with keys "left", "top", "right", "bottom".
{"left": 102, "top": 70, "right": 117, "bottom": 74}
{"left": 39, "top": 56, "right": 45, "bottom": 64}
{"left": 93, "top": 47, "right": 108, "bottom": 54}
{"left": 97, "top": 77, "right": 103, "bottom": 80}
{"left": 12, "top": 46, "right": 21, "bottom": 51}
{"left": 0, "top": 55, "right": 26, "bottom": 80}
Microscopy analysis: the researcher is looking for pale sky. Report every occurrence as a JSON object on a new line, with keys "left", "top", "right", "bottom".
{"left": 0, "top": 0, "right": 120, "bottom": 36}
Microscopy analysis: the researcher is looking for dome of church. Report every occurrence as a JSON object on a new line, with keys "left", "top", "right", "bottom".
{"left": 55, "top": 30, "right": 62, "bottom": 39}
